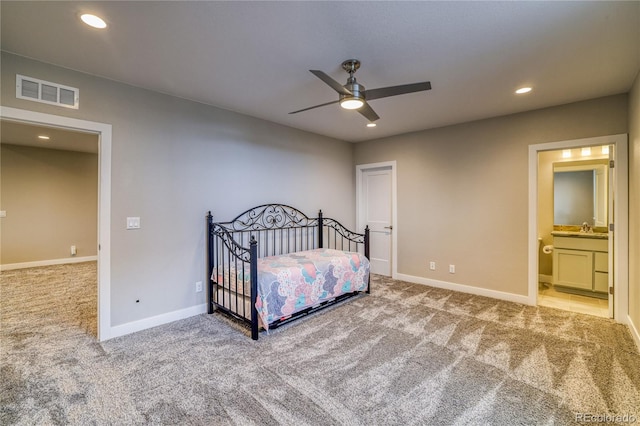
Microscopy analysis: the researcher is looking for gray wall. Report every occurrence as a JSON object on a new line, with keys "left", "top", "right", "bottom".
{"left": 0, "top": 144, "right": 98, "bottom": 264}
{"left": 629, "top": 70, "right": 640, "bottom": 335}
{"left": 354, "top": 95, "right": 628, "bottom": 296}
{"left": 1, "top": 52, "right": 356, "bottom": 326}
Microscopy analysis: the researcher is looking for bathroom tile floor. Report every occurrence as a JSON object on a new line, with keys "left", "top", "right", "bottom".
{"left": 538, "top": 283, "right": 609, "bottom": 318}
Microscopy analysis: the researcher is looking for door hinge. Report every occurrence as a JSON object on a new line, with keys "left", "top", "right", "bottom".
{"left": 609, "top": 286, "right": 614, "bottom": 295}
{"left": 609, "top": 223, "right": 615, "bottom": 232}
{"left": 609, "top": 160, "right": 615, "bottom": 168}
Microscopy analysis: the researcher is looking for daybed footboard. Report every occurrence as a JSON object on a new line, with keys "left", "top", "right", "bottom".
{"left": 207, "top": 204, "right": 369, "bottom": 340}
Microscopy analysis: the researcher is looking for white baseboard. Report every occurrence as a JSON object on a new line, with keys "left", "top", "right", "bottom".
{"left": 1, "top": 256, "right": 98, "bottom": 271}
{"left": 106, "top": 303, "right": 207, "bottom": 340}
{"left": 395, "top": 273, "right": 531, "bottom": 306}
{"left": 538, "top": 274, "right": 553, "bottom": 284}
{"left": 628, "top": 315, "right": 640, "bottom": 353}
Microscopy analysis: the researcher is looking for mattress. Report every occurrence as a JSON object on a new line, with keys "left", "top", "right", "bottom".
{"left": 212, "top": 248, "right": 370, "bottom": 329}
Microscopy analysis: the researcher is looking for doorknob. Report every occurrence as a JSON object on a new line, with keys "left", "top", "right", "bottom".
{"left": 384, "top": 226, "right": 393, "bottom": 230}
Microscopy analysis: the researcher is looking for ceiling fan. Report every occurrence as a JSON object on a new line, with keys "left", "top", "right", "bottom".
{"left": 289, "top": 59, "right": 431, "bottom": 122}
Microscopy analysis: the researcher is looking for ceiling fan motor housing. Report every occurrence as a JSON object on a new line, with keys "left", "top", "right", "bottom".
{"left": 341, "top": 81, "right": 366, "bottom": 104}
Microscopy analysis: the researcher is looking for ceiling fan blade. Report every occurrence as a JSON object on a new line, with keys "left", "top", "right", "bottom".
{"left": 357, "top": 101, "right": 380, "bottom": 122}
{"left": 310, "top": 70, "right": 352, "bottom": 96}
{"left": 289, "top": 99, "right": 340, "bottom": 115}
{"left": 365, "top": 81, "right": 431, "bottom": 101}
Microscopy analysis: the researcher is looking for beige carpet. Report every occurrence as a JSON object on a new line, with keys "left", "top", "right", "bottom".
{"left": 1, "top": 262, "right": 97, "bottom": 338}
{"left": 2, "top": 263, "right": 639, "bottom": 425}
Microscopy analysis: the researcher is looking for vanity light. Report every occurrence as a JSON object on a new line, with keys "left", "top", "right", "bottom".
{"left": 81, "top": 13, "right": 107, "bottom": 29}
{"left": 601, "top": 145, "right": 610, "bottom": 155}
{"left": 515, "top": 87, "right": 532, "bottom": 94}
{"left": 37, "top": 135, "right": 50, "bottom": 140}
{"left": 581, "top": 147, "right": 591, "bottom": 157}
{"left": 562, "top": 149, "right": 572, "bottom": 158}
{"left": 366, "top": 123, "right": 377, "bottom": 128}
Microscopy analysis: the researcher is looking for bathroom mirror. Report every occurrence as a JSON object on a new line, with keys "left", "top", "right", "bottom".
{"left": 553, "top": 160, "right": 608, "bottom": 226}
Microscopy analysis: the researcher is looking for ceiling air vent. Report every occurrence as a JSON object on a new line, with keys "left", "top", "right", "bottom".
{"left": 16, "top": 74, "right": 79, "bottom": 109}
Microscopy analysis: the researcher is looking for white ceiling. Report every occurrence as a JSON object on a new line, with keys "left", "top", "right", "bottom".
{"left": 1, "top": 1, "right": 639, "bottom": 143}
{"left": 1, "top": 120, "right": 99, "bottom": 154}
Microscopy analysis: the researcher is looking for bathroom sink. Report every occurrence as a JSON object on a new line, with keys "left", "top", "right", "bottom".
{"left": 551, "top": 230, "right": 608, "bottom": 239}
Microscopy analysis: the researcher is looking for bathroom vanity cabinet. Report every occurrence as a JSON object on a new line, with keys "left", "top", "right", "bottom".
{"left": 551, "top": 234, "right": 608, "bottom": 298}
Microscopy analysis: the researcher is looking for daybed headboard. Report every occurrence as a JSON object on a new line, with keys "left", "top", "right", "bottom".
{"left": 207, "top": 203, "right": 369, "bottom": 260}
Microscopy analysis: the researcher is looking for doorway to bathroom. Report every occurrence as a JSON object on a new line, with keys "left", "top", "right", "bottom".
{"left": 537, "top": 145, "right": 610, "bottom": 317}
{"left": 528, "top": 134, "right": 628, "bottom": 322}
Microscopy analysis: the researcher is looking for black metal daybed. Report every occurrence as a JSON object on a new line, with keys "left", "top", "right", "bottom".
{"left": 207, "top": 204, "right": 370, "bottom": 340}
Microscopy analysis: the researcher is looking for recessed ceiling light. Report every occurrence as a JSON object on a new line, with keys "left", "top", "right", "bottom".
{"left": 515, "top": 87, "right": 532, "bottom": 94}
{"left": 81, "top": 13, "right": 107, "bottom": 29}
{"left": 366, "top": 123, "right": 377, "bottom": 128}
{"left": 38, "top": 135, "right": 50, "bottom": 140}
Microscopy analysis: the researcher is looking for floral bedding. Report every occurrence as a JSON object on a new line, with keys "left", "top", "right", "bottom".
{"left": 212, "top": 248, "right": 370, "bottom": 329}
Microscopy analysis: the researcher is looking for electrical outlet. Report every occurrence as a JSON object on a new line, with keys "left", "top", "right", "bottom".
{"left": 449, "top": 264, "right": 456, "bottom": 274}
{"left": 195, "top": 281, "right": 203, "bottom": 292}
{"left": 429, "top": 261, "right": 436, "bottom": 271}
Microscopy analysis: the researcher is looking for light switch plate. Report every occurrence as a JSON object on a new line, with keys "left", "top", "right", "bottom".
{"left": 126, "top": 217, "right": 141, "bottom": 229}
{"left": 0, "top": 211, "right": 6, "bottom": 218}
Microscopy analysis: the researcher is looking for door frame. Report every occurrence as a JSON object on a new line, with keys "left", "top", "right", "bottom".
{"left": 1, "top": 106, "right": 112, "bottom": 340}
{"left": 356, "top": 161, "right": 398, "bottom": 279}
{"left": 528, "top": 134, "right": 628, "bottom": 322}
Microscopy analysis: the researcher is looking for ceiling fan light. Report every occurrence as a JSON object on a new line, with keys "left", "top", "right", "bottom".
{"left": 340, "top": 98, "right": 364, "bottom": 110}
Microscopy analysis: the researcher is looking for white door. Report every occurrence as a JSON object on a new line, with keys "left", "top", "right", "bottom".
{"left": 361, "top": 167, "right": 392, "bottom": 276}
